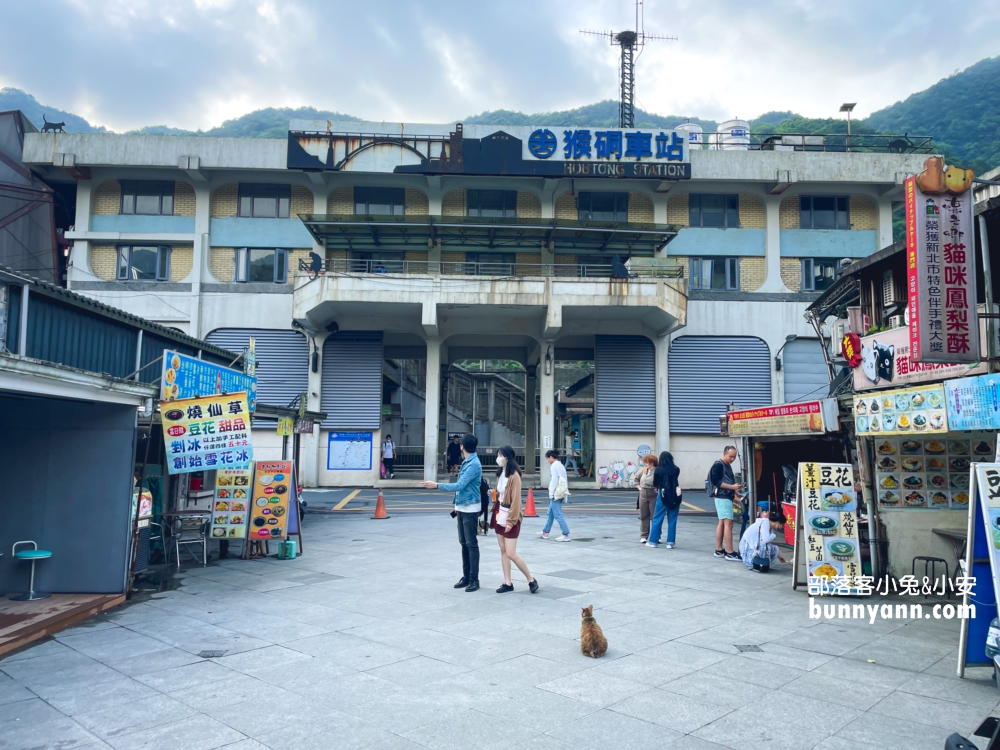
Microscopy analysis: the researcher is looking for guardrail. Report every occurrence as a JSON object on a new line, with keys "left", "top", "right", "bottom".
{"left": 298, "top": 258, "right": 684, "bottom": 279}
{"left": 711, "top": 132, "right": 935, "bottom": 154}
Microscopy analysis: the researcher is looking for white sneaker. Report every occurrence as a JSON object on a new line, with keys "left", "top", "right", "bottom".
{"left": 537, "top": 531, "right": 549, "bottom": 539}
{"left": 639, "top": 537, "right": 647, "bottom": 544}
{"left": 645, "top": 542, "right": 658, "bottom": 548}
{"left": 554, "top": 535, "right": 571, "bottom": 542}
{"left": 665, "top": 543, "right": 675, "bottom": 549}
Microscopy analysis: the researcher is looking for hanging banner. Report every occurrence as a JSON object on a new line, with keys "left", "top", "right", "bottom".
{"left": 728, "top": 400, "right": 838, "bottom": 437}
{"left": 852, "top": 326, "right": 986, "bottom": 391}
{"left": 905, "top": 173, "right": 979, "bottom": 364}
{"left": 211, "top": 467, "right": 252, "bottom": 539}
{"left": 249, "top": 460, "right": 293, "bottom": 540}
{"left": 854, "top": 383, "right": 948, "bottom": 436}
{"left": 796, "top": 461, "right": 863, "bottom": 593}
{"left": 945, "top": 373, "right": 1000, "bottom": 431}
{"left": 161, "top": 350, "right": 258, "bottom": 412}
{"left": 161, "top": 393, "right": 253, "bottom": 475}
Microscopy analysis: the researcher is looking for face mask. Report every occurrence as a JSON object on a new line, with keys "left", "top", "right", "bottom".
{"left": 496, "top": 456, "right": 505, "bottom": 466}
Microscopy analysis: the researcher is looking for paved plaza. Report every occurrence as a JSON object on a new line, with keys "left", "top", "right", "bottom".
{"left": 1, "top": 507, "right": 997, "bottom": 750}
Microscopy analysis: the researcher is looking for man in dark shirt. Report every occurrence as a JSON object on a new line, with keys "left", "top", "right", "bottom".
{"left": 709, "top": 446, "right": 742, "bottom": 561}
{"left": 446, "top": 435, "right": 463, "bottom": 474}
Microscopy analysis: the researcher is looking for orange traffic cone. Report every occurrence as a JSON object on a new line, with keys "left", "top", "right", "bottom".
{"left": 524, "top": 487, "right": 537, "bottom": 517}
{"left": 371, "top": 488, "right": 390, "bottom": 519}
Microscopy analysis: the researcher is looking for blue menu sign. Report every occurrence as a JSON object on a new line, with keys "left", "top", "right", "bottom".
{"left": 945, "top": 373, "right": 1000, "bottom": 431}
{"left": 161, "top": 350, "right": 258, "bottom": 412}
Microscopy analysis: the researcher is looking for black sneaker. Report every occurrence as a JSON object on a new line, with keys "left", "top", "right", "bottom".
{"left": 528, "top": 579, "right": 539, "bottom": 594}
{"left": 465, "top": 580, "right": 480, "bottom": 592}
{"left": 725, "top": 551, "right": 740, "bottom": 561}
{"left": 454, "top": 578, "right": 469, "bottom": 588}
{"left": 713, "top": 549, "right": 725, "bottom": 558}
{"left": 496, "top": 583, "right": 514, "bottom": 593}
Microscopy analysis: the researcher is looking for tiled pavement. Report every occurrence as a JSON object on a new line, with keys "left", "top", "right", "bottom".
{"left": 2, "top": 510, "right": 998, "bottom": 750}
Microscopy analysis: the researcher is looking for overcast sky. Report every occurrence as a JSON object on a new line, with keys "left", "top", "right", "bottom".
{"left": 1, "top": 0, "right": 997, "bottom": 132}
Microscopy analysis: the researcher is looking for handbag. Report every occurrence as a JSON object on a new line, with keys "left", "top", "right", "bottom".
{"left": 751, "top": 523, "right": 771, "bottom": 571}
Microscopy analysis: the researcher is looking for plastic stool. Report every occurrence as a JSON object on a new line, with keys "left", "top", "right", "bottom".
{"left": 912, "top": 555, "right": 949, "bottom": 599}
{"left": 12, "top": 541, "right": 52, "bottom": 601}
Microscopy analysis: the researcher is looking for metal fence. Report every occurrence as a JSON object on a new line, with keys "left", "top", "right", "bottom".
{"left": 299, "top": 258, "right": 684, "bottom": 279}
{"left": 730, "top": 132, "right": 933, "bottom": 154}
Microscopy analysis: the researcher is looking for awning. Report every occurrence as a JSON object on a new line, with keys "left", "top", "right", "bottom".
{"left": 298, "top": 214, "right": 679, "bottom": 257}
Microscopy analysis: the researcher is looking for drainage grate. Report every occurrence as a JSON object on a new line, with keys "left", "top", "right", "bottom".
{"left": 734, "top": 645, "right": 763, "bottom": 653}
{"left": 198, "top": 650, "right": 227, "bottom": 658}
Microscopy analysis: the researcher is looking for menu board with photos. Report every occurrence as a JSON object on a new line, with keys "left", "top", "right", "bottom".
{"left": 248, "top": 460, "right": 293, "bottom": 540}
{"left": 799, "top": 462, "right": 863, "bottom": 590}
{"left": 872, "top": 434, "right": 994, "bottom": 510}
{"left": 854, "top": 384, "right": 948, "bottom": 436}
{"left": 211, "top": 467, "right": 252, "bottom": 539}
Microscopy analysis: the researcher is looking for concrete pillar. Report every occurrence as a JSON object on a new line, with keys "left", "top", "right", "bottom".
{"left": 68, "top": 180, "right": 93, "bottom": 289}
{"left": 300, "top": 332, "right": 327, "bottom": 487}
{"left": 539, "top": 344, "right": 555, "bottom": 487}
{"left": 525, "top": 367, "right": 537, "bottom": 477}
{"left": 655, "top": 334, "right": 670, "bottom": 454}
{"left": 424, "top": 338, "right": 442, "bottom": 480}
{"left": 758, "top": 194, "right": 789, "bottom": 292}
{"left": 651, "top": 192, "right": 669, "bottom": 225}
{"left": 189, "top": 183, "right": 211, "bottom": 337}
{"left": 877, "top": 195, "right": 894, "bottom": 250}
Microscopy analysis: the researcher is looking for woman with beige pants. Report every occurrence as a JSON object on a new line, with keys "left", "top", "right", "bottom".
{"left": 636, "top": 454, "right": 658, "bottom": 543}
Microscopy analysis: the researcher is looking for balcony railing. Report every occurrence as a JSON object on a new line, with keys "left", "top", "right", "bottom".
{"left": 298, "top": 258, "right": 684, "bottom": 279}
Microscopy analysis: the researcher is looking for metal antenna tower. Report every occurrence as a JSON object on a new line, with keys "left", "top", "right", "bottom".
{"left": 581, "top": 0, "right": 677, "bottom": 128}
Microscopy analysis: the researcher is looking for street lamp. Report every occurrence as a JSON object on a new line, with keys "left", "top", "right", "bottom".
{"left": 840, "top": 103, "right": 856, "bottom": 151}
{"left": 774, "top": 334, "right": 798, "bottom": 371}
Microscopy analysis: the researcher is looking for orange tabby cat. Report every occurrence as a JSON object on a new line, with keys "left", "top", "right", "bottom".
{"left": 580, "top": 605, "right": 608, "bottom": 658}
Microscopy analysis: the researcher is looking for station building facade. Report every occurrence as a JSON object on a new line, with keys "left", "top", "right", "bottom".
{"left": 22, "top": 122, "right": 930, "bottom": 488}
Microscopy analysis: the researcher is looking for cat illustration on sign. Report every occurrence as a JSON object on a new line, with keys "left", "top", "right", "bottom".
{"left": 861, "top": 340, "right": 894, "bottom": 385}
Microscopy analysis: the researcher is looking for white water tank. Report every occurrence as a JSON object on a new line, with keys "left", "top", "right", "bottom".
{"left": 718, "top": 119, "right": 751, "bottom": 150}
{"left": 675, "top": 121, "right": 703, "bottom": 150}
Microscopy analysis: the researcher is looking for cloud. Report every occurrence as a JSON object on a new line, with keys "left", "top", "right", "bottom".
{"left": 0, "top": 0, "right": 997, "bottom": 131}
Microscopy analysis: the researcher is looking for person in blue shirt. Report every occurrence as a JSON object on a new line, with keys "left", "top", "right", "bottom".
{"left": 421, "top": 433, "right": 483, "bottom": 592}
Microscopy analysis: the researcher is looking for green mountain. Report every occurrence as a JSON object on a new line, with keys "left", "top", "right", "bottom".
{"left": 4, "top": 55, "right": 1000, "bottom": 171}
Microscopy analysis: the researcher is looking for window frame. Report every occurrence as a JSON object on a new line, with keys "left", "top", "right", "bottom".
{"left": 354, "top": 186, "right": 405, "bottom": 216}
{"left": 689, "top": 257, "right": 739, "bottom": 291}
{"left": 577, "top": 191, "right": 629, "bottom": 222}
{"left": 801, "top": 257, "right": 838, "bottom": 292}
{"left": 799, "top": 195, "right": 849, "bottom": 230}
{"left": 116, "top": 245, "right": 171, "bottom": 281}
{"left": 466, "top": 189, "right": 518, "bottom": 218}
{"left": 233, "top": 248, "right": 289, "bottom": 284}
{"left": 689, "top": 194, "right": 740, "bottom": 228}
{"left": 119, "top": 180, "right": 175, "bottom": 216}
{"left": 237, "top": 184, "right": 291, "bottom": 219}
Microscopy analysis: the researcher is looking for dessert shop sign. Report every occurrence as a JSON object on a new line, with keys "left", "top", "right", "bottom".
{"left": 905, "top": 175, "right": 979, "bottom": 364}
{"left": 728, "top": 400, "right": 837, "bottom": 437}
{"left": 854, "top": 384, "right": 948, "bottom": 436}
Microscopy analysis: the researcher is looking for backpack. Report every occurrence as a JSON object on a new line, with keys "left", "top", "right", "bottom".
{"left": 479, "top": 478, "right": 491, "bottom": 534}
{"left": 705, "top": 460, "right": 724, "bottom": 498}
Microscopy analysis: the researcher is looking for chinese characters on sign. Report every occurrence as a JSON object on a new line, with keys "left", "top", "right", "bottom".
{"left": 211, "top": 467, "right": 252, "bottom": 539}
{"left": 800, "top": 462, "right": 863, "bottom": 593}
{"left": 975, "top": 464, "right": 1000, "bottom": 609}
{"left": 161, "top": 393, "right": 253, "bottom": 475}
{"left": 905, "top": 177, "right": 979, "bottom": 363}
{"left": 728, "top": 401, "right": 829, "bottom": 437}
{"left": 851, "top": 327, "right": 986, "bottom": 391}
{"left": 945, "top": 374, "right": 1000, "bottom": 431}
{"left": 523, "top": 127, "right": 691, "bottom": 179}
{"left": 161, "top": 350, "right": 258, "bottom": 412}
{"left": 249, "top": 460, "right": 293, "bottom": 540}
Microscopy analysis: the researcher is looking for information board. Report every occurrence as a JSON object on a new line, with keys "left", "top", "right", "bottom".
{"left": 327, "top": 432, "right": 373, "bottom": 470}
{"left": 248, "top": 460, "right": 293, "bottom": 540}
{"left": 161, "top": 350, "right": 257, "bottom": 412}
{"left": 959, "top": 464, "right": 1000, "bottom": 673}
{"left": 854, "top": 384, "right": 948, "bottom": 436}
{"left": 161, "top": 393, "right": 253, "bottom": 475}
{"left": 793, "top": 462, "right": 862, "bottom": 594}
{"left": 211, "top": 467, "right": 252, "bottom": 539}
{"left": 945, "top": 373, "right": 1000, "bottom": 431}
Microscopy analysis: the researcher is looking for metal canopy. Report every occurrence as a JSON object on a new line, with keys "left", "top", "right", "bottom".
{"left": 298, "top": 214, "right": 679, "bottom": 256}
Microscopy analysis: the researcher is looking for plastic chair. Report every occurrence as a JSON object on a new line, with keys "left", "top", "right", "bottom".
{"left": 12, "top": 541, "right": 52, "bottom": 601}
{"left": 172, "top": 517, "right": 209, "bottom": 569}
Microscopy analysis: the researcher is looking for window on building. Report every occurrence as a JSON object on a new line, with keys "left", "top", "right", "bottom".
{"left": 117, "top": 245, "right": 171, "bottom": 281}
{"left": 689, "top": 257, "right": 739, "bottom": 290}
{"left": 120, "top": 181, "right": 174, "bottom": 215}
{"left": 238, "top": 184, "right": 291, "bottom": 218}
{"left": 577, "top": 192, "right": 628, "bottom": 222}
{"left": 801, "top": 258, "right": 839, "bottom": 292}
{"left": 354, "top": 186, "right": 405, "bottom": 215}
{"left": 689, "top": 194, "right": 739, "bottom": 228}
{"left": 467, "top": 189, "right": 517, "bottom": 218}
{"left": 800, "top": 196, "right": 849, "bottom": 229}
{"left": 234, "top": 248, "right": 288, "bottom": 283}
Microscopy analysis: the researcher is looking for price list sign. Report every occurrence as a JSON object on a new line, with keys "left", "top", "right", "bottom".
{"left": 800, "top": 462, "right": 862, "bottom": 594}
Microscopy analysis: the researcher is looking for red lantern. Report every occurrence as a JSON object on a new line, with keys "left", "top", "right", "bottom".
{"left": 842, "top": 332, "right": 862, "bottom": 368}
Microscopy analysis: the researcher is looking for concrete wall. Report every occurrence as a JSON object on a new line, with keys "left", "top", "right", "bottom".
{"left": 881, "top": 509, "right": 966, "bottom": 581}
{"left": 594, "top": 431, "right": 656, "bottom": 488}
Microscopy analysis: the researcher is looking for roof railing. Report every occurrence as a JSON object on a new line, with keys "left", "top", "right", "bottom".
{"left": 700, "top": 132, "right": 934, "bottom": 154}
{"left": 297, "top": 258, "right": 684, "bottom": 279}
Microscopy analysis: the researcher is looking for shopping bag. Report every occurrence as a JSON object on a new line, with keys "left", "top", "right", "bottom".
{"left": 380, "top": 462, "right": 387, "bottom": 479}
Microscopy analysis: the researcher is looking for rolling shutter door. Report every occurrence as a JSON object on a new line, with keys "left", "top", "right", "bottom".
{"left": 595, "top": 335, "right": 655, "bottom": 432}
{"left": 205, "top": 328, "right": 309, "bottom": 424}
{"left": 322, "top": 332, "right": 383, "bottom": 429}
{"left": 669, "top": 336, "right": 771, "bottom": 433}
{"left": 783, "top": 338, "right": 830, "bottom": 403}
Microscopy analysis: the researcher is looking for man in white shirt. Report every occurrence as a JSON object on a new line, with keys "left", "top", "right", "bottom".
{"left": 538, "top": 450, "right": 571, "bottom": 541}
{"left": 381, "top": 434, "right": 395, "bottom": 479}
